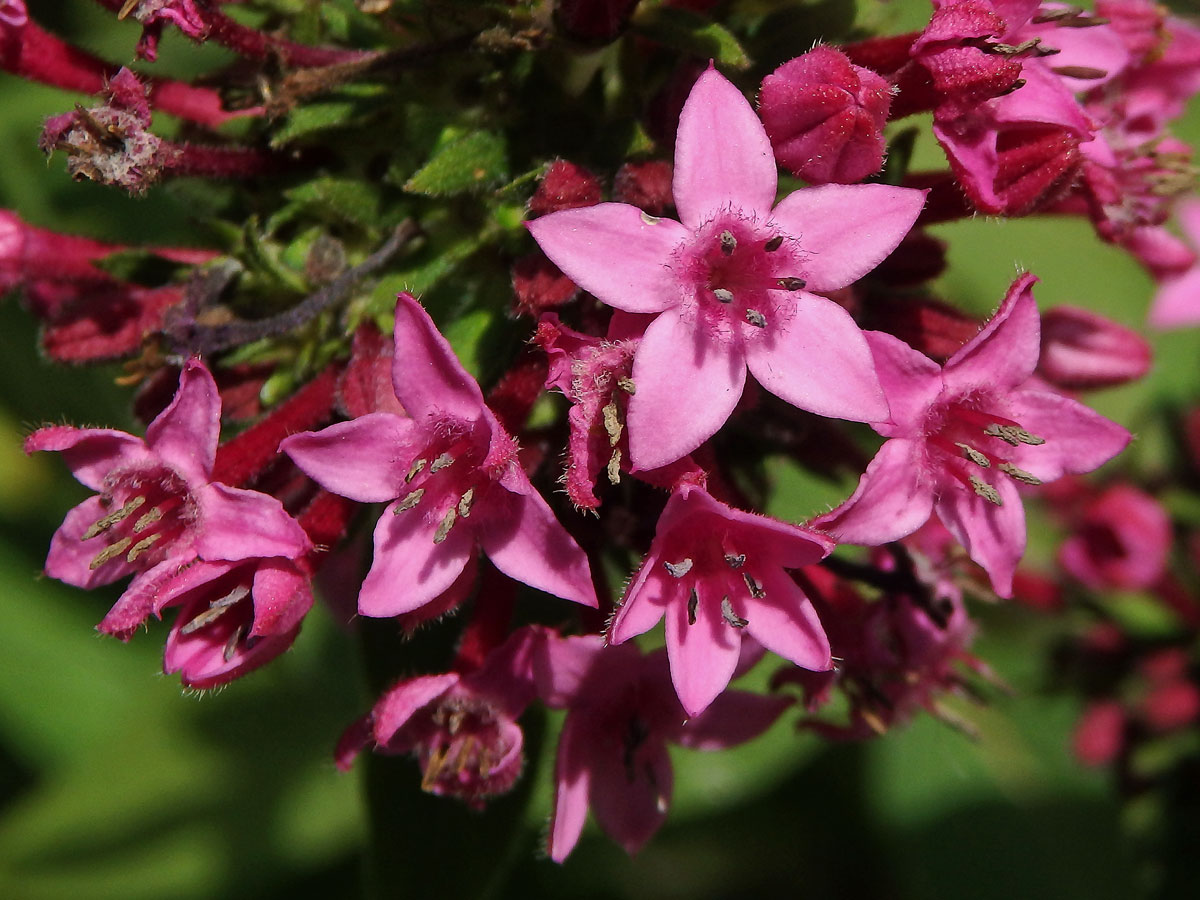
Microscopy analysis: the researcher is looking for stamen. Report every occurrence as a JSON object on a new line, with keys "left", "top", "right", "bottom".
{"left": 118, "top": 0, "right": 139, "bottom": 19}
{"left": 725, "top": 553, "right": 745, "bottom": 569}
{"left": 719, "top": 230, "right": 737, "bottom": 255}
{"left": 607, "top": 448, "right": 621, "bottom": 484}
{"left": 421, "top": 744, "right": 449, "bottom": 791}
{"left": 132, "top": 505, "right": 164, "bottom": 533}
{"left": 983, "top": 423, "right": 1044, "bottom": 446}
{"left": 125, "top": 532, "right": 162, "bottom": 562}
{"left": 687, "top": 587, "right": 699, "bottom": 625}
{"left": 1056, "top": 14, "right": 1108, "bottom": 27}
{"left": 982, "top": 38, "right": 1046, "bottom": 56}
{"left": 742, "top": 572, "right": 765, "bottom": 599}
{"left": 776, "top": 277, "right": 806, "bottom": 291}
{"left": 433, "top": 507, "right": 457, "bottom": 544}
{"left": 721, "top": 597, "right": 748, "bottom": 628}
{"left": 664, "top": 558, "right": 694, "bottom": 578}
{"left": 82, "top": 496, "right": 146, "bottom": 540}
{"left": 89, "top": 536, "right": 132, "bottom": 569}
{"left": 955, "top": 442, "right": 991, "bottom": 468}
{"left": 1050, "top": 65, "right": 1108, "bottom": 79}
{"left": 1032, "top": 6, "right": 1081, "bottom": 23}
{"left": 602, "top": 401, "right": 622, "bottom": 446}
{"left": 430, "top": 452, "right": 455, "bottom": 472}
{"left": 640, "top": 211, "right": 660, "bottom": 225}
{"left": 223, "top": 624, "right": 245, "bottom": 662}
{"left": 745, "top": 309, "right": 767, "bottom": 328}
{"left": 713, "top": 288, "right": 734, "bottom": 304}
{"left": 617, "top": 376, "right": 636, "bottom": 395}
{"left": 969, "top": 475, "right": 1003, "bottom": 506}
{"left": 393, "top": 488, "right": 425, "bottom": 513}
{"left": 180, "top": 585, "right": 249, "bottom": 635}
{"left": 406, "top": 458, "right": 427, "bottom": 482}
{"left": 764, "top": 235, "right": 783, "bottom": 252}
{"left": 998, "top": 462, "right": 1042, "bottom": 485}
{"left": 997, "top": 78, "right": 1027, "bottom": 96}
{"left": 457, "top": 487, "right": 475, "bottom": 518}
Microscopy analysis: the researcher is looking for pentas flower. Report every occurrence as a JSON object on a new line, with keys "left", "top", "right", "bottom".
{"left": 816, "top": 274, "right": 1131, "bottom": 597}
{"left": 25, "top": 359, "right": 311, "bottom": 637}
{"left": 534, "top": 632, "right": 788, "bottom": 861}
{"left": 608, "top": 481, "right": 833, "bottom": 716}
{"left": 1058, "top": 484, "right": 1170, "bottom": 591}
{"left": 529, "top": 66, "right": 927, "bottom": 469}
{"left": 281, "top": 293, "right": 597, "bottom": 618}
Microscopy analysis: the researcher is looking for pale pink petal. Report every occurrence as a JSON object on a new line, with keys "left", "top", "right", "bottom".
{"left": 664, "top": 582, "right": 741, "bottom": 717}
{"left": 390, "top": 292, "right": 488, "bottom": 424}
{"left": 194, "top": 483, "right": 311, "bottom": 561}
{"left": 744, "top": 293, "right": 888, "bottom": 422}
{"left": 24, "top": 426, "right": 151, "bottom": 491}
{"left": 547, "top": 714, "right": 594, "bottom": 863}
{"left": 589, "top": 736, "right": 672, "bottom": 856}
{"left": 672, "top": 66, "right": 777, "bottom": 228}
{"left": 626, "top": 309, "right": 746, "bottom": 470}
{"left": 477, "top": 484, "right": 597, "bottom": 608}
{"left": 280, "top": 413, "right": 422, "bottom": 503}
{"left": 814, "top": 439, "right": 935, "bottom": 545}
{"left": 45, "top": 496, "right": 138, "bottom": 588}
{"left": 250, "top": 560, "right": 313, "bottom": 637}
{"left": 991, "top": 64, "right": 1093, "bottom": 134}
{"left": 944, "top": 272, "right": 1041, "bottom": 393}
{"left": 372, "top": 673, "right": 459, "bottom": 744}
{"left": 1180, "top": 199, "right": 1200, "bottom": 246}
{"left": 768, "top": 184, "right": 927, "bottom": 292}
{"left": 533, "top": 633, "right": 606, "bottom": 709}
{"left": 609, "top": 565, "right": 677, "bottom": 644}
{"left": 357, "top": 503, "right": 475, "bottom": 617}
{"left": 863, "top": 331, "right": 945, "bottom": 437}
{"left": 1004, "top": 389, "right": 1131, "bottom": 481}
{"left": 1149, "top": 268, "right": 1200, "bottom": 329}
{"left": 527, "top": 204, "right": 689, "bottom": 313}
{"left": 935, "top": 477, "right": 1025, "bottom": 598}
{"left": 145, "top": 359, "right": 220, "bottom": 484}
{"left": 677, "top": 690, "right": 791, "bottom": 749}
{"left": 1019, "top": 23, "right": 1130, "bottom": 92}
{"left": 744, "top": 568, "right": 832, "bottom": 672}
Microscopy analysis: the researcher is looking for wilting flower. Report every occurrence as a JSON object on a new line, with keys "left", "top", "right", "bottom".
{"left": 817, "top": 274, "right": 1131, "bottom": 596}
{"left": 282, "top": 293, "right": 597, "bottom": 617}
{"left": 608, "top": 481, "right": 833, "bottom": 716}
{"left": 530, "top": 66, "right": 927, "bottom": 469}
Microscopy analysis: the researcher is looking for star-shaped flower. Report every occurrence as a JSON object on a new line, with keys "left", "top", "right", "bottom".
{"left": 529, "top": 66, "right": 927, "bottom": 469}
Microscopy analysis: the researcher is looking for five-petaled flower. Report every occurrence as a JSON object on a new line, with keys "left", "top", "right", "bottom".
{"left": 282, "top": 292, "right": 597, "bottom": 618}
{"left": 529, "top": 65, "right": 927, "bottom": 470}
{"left": 816, "top": 273, "right": 1131, "bottom": 597}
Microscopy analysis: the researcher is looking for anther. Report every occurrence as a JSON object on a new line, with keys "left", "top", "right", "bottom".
{"left": 776, "top": 277, "right": 806, "bottom": 291}
{"left": 1056, "top": 14, "right": 1109, "bottom": 28}
{"left": 433, "top": 507, "right": 457, "bottom": 544}
{"left": 721, "top": 597, "right": 748, "bottom": 628}
{"left": 406, "top": 458, "right": 427, "bottom": 482}
{"left": 118, "top": 0, "right": 139, "bottom": 19}
{"left": 725, "top": 553, "right": 745, "bottom": 569}
{"left": 719, "top": 230, "right": 737, "bottom": 255}
{"left": 179, "top": 586, "right": 249, "bottom": 635}
{"left": 640, "top": 211, "right": 661, "bottom": 225}
{"left": 664, "top": 558, "right": 694, "bottom": 578}
{"left": 956, "top": 442, "right": 991, "bottom": 468}
{"left": 687, "top": 587, "right": 699, "bottom": 625}
{"left": 82, "top": 496, "right": 146, "bottom": 540}
{"left": 430, "top": 452, "right": 455, "bottom": 473}
{"left": 223, "top": 624, "right": 245, "bottom": 663}
{"left": 983, "top": 423, "right": 1045, "bottom": 446}
{"left": 998, "top": 462, "right": 1042, "bottom": 485}
{"left": 969, "top": 475, "right": 1003, "bottom": 506}
{"left": 393, "top": 488, "right": 425, "bottom": 513}
{"left": 745, "top": 309, "right": 767, "bottom": 329}
{"left": 764, "top": 235, "right": 784, "bottom": 252}
{"left": 1050, "top": 65, "right": 1108, "bottom": 79}
{"left": 602, "top": 401, "right": 622, "bottom": 446}
{"left": 90, "top": 536, "right": 132, "bottom": 569}
{"left": 125, "top": 533, "right": 162, "bottom": 562}
{"left": 607, "top": 448, "right": 621, "bottom": 484}
{"left": 617, "top": 376, "right": 636, "bottom": 395}
{"left": 997, "top": 78, "right": 1027, "bottom": 96}
{"left": 1032, "top": 6, "right": 1081, "bottom": 23}
{"left": 713, "top": 288, "right": 734, "bottom": 304}
{"left": 132, "top": 506, "right": 164, "bottom": 533}
{"left": 457, "top": 488, "right": 475, "bottom": 518}
{"left": 742, "top": 572, "right": 766, "bottom": 599}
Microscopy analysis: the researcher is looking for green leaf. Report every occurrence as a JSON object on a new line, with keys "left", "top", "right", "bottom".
{"left": 271, "top": 176, "right": 383, "bottom": 232}
{"left": 269, "top": 85, "right": 389, "bottom": 147}
{"left": 91, "top": 249, "right": 192, "bottom": 286}
{"left": 632, "top": 6, "right": 750, "bottom": 70}
{"left": 404, "top": 130, "right": 510, "bottom": 197}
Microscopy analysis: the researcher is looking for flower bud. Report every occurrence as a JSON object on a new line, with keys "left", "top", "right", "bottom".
{"left": 528, "top": 160, "right": 602, "bottom": 216}
{"left": 1037, "top": 305, "right": 1152, "bottom": 390}
{"left": 1058, "top": 484, "right": 1170, "bottom": 591}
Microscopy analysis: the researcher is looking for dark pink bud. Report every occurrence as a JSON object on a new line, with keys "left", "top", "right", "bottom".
{"left": 759, "top": 46, "right": 892, "bottom": 185}
{"left": 1037, "top": 305, "right": 1152, "bottom": 390}
{"left": 1058, "top": 484, "right": 1171, "bottom": 591}
{"left": 951, "top": 124, "right": 1082, "bottom": 215}
{"left": 511, "top": 251, "right": 578, "bottom": 315}
{"left": 613, "top": 160, "right": 673, "bottom": 215}
{"left": 1073, "top": 700, "right": 1126, "bottom": 766}
{"left": 555, "top": 0, "right": 641, "bottom": 43}
{"left": 528, "top": 160, "right": 602, "bottom": 216}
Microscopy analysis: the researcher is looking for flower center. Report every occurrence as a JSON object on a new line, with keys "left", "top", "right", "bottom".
{"left": 928, "top": 400, "right": 1045, "bottom": 505}
{"left": 417, "top": 697, "right": 523, "bottom": 800}
{"left": 661, "top": 528, "right": 761, "bottom": 630}
{"left": 84, "top": 463, "right": 197, "bottom": 570}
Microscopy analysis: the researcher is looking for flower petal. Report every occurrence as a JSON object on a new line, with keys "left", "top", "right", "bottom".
{"left": 936, "top": 476, "right": 1026, "bottom": 598}
{"left": 45, "top": 496, "right": 138, "bottom": 588}
{"left": 589, "top": 732, "right": 673, "bottom": 857}
{"left": 744, "top": 568, "right": 832, "bottom": 672}
{"left": 547, "top": 713, "right": 594, "bottom": 863}
{"left": 609, "top": 564, "right": 676, "bottom": 644}
{"left": 627, "top": 309, "right": 746, "bottom": 470}
{"left": 863, "top": 331, "right": 945, "bottom": 437}
{"left": 390, "top": 292, "right": 488, "bottom": 424}
{"left": 195, "top": 483, "right": 311, "bottom": 561}
{"left": 357, "top": 501, "right": 475, "bottom": 617}
{"left": 372, "top": 673, "right": 460, "bottom": 745}
{"left": 814, "top": 439, "right": 935, "bottom": 545}
{"left": 250, "top": 559, "right": 313, "bottom": 637}
{"left": 678, "top": 689, "right": 790, "bottom": 750}
{"left": 665, "top": 580, "right": 742, "bottom": 717}
{"left": 744, "top": 292, "right": 889, "bottom": 422}
{"left": 1149, "top": 267, "right": 1200, "bottom": 329}
{"left": 527, "top": 204, "right": 688, "bottom": 313}
{"left": 533, "top": 633, "right": 607, "bottom": 709}
{"left": 281, "top": 413, "right": 421, "bottom": 503}
{"left": 1004, "top": 389, "right": 1131, "bottom": 482}
{"left": 97, "top": 558, "right": 194, "bottom": 639}
{"left": 944, "top": 272, "right": 1041, "bottom": 393}
{"left": 673, "top": 66, "right": 777, "bottom": 227}
{"left": 145, "top": 359, "right": 220, "bottom": 484}
{"left": 768, "top": 184, "right": 927, "bottom": 292}
{"left": 24, "top": 426, "right": 151, "bottom": 492}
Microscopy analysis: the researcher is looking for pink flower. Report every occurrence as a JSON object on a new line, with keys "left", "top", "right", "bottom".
{"left": 1058, "top": 484, "right": 1170, "bottom": 591}
{"left": 817, "top": 274, "right": 1131, "bottom": 597}
{"left": 1149, "top": 199, "right": 1200, "bottom": 329}
{"left": 759, "top": 45, "right": 892, "bottom": 185}
{"left": 25, "top": 359, "right": 311, "bottom": 638}
{"left": 535, "top": 632, "right": 788, "bottom": 861}
{"left": 281, "top": 293, "right": 597, "bottom": 617}
{"left": 529, "top": 66, "right": 927, "bottom": 469}
{"left": 608, "top": 481, "right": 833, "bottom": 716}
